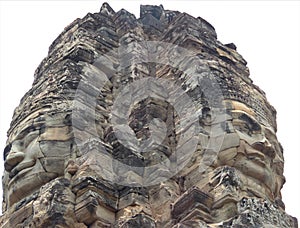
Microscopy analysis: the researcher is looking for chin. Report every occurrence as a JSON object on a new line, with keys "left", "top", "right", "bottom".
{"left": 7, "top": 172, "right": 58, "bottom": 207}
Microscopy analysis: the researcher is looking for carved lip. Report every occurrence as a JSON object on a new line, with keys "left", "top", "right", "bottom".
{"left": 8, "top": 160, "right": 36, "bottom": 185}
{"left": 248, "top": 154, "right": 267, "bottom": 168}
{"left": 246, "top": 146, "right": 270, "bottom": 168}
{"left": 8, "top": 167, "right": 34, "bottom": 188}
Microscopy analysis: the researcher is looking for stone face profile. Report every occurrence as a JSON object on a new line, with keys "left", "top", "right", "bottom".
{"left": 0, "top": 3, "right": 298, "bottom": 227}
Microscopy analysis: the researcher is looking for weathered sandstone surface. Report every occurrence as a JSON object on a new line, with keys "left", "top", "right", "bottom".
{"left": 1, "top": 3, "right": 297, "bottom": 228}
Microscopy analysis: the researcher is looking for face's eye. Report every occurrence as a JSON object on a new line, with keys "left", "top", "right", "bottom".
{"left": 23, "top": 131, "right": 39, "bottom": 148}
{"left": 232, "top": 120, "right": 252, "bottom": 135}
{"left": 232, "top": 113, "right": 261, "bottom": 136}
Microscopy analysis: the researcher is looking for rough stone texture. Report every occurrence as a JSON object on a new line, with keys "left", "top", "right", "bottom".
{"left": 0, "top": 3, "right": 298, "bottom": 228}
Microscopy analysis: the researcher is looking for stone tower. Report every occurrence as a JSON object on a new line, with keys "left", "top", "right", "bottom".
{"left": 0, "top": 3, "right": 298, "bottom": 227}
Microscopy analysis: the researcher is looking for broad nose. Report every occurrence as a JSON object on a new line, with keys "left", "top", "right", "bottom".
{"left": 252, "top": 139, "right": 275, "bottom": 159}
{"left": 4, "top": 151, "right": 25, "bottom": 172}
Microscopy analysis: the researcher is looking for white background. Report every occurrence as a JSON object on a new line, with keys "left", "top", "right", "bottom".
{"left": 0, "top": 1, "right": 299, "bottom": 220}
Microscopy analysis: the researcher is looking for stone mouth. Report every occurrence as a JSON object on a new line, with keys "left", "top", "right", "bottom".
{"left": 8, "top": 162, "right": 35, "bottom": 185}
{"left": 247, "top": 155, "right": 267, "bottom": 168}
{"left": 247, "top": 148, "right": 267, "bottom": 163}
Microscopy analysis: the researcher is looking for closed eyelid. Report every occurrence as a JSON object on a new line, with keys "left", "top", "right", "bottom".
{"left": 240, "top": 115, "right": 260, "bottom": 130}
{"left": 232, "top": 119, "right": 252, "bottom": 130}
{"left": 232, "top": 112, "right": 261, "bottom": 132}
{"left": 23, "top": 132, "right": 39, "bottom": 147}
{"left": 12, "top": 124, "right": 40, "bottom": 140}
{"left": 11, "top": 140, "right": 24, "bottom": 148}
{"left": 10, "top": 129, "right": 40, "bottom": 146}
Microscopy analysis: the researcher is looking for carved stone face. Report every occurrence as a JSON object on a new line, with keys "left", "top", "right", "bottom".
{"left": 203, "top": 100, "right": 286, "bottom": 221}
{"left": 3, "top": 116, "right": 72, "bottom": 208}
{"left": 219, "top": 100, "right": 284, "bottom": 199}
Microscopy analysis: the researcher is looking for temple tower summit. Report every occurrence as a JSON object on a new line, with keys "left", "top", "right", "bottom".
{"left": 0, "top": 3, "right": 298, "bottom": 227}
